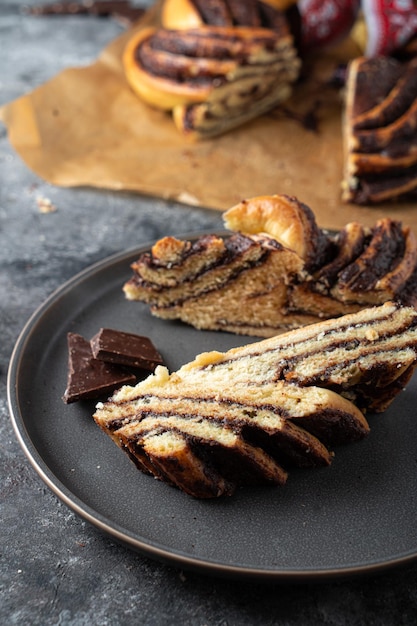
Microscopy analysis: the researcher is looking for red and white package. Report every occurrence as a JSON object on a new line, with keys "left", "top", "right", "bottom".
{"left": 298, "top": 0, "right": 361, "bottom": 50}
{"left": 299, "top": 0, "right": 417, "bottom": 57}
{"left": 362, "top": 0, "right": 417, "bottom": 56}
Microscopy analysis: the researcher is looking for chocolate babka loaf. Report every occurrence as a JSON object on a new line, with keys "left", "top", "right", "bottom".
{"left": 122, "top": 0, "right": 300, "bottom": 138}
{"left": 123, "top": 194, "right": 417, "bottom": 337}
{"left": 161, "top": 0, "right": 298, "bottom": 30}
{"left": 342, "top": 55, "right": 417, "bottom": 204}
{"left": 93, "top": 302, "right": 417, "bottom": 498}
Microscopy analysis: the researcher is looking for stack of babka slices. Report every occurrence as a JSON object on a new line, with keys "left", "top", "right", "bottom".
{"left": 343, "top": 56, "right": 417, "bottom": 204}
{"left": 94, "top": 302, "right": 417, "bottom": 498}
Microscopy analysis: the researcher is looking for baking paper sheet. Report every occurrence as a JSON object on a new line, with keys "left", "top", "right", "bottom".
{"left": 1, "top": 2, "right": 416, "bottom": 231}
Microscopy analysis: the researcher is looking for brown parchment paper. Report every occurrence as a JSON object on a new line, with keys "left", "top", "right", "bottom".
{"left": 1, "top": 2, "right": 417, "bottom": 232}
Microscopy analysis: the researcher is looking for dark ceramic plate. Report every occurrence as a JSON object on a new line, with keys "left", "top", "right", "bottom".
{"left": 8, "top": 236, "right": 417, "bottom": 581}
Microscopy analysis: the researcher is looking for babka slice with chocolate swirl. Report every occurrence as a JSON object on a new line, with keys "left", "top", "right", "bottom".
{"left": 93, "top": 302, "right": 417, "bottom": 498}
{"left": 123, "top": 195, "right": 334, "bottom": 337}
{"left": 94, "top": 368, "right": 368, "bottom": 498}
{"left": 123, "top": 14, "right": 300, "bottom": 138}
{"left": 124, "top": 194, "right": 417, "bottom": 337}
{"left": 124, "top": 229, "right": 322, "bottom": 337}
{"left": 291, "top": 216, "right": 417, "bottom": 317}
{"left": 97, "top": 382, "right": 367, "bottom": 498}
{"left": 173, "top": 301, "right": 417, "bottom": 413}
{"left": 342, "top": 56, "right": 417, "bottom": 204}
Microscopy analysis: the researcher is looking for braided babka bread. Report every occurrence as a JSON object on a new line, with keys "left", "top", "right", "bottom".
{"left": 342, "top": 55, "right": 417, "bottom": 204}
{"left": 123, "top": 194, "right": 417, "bottom": 337}
{"left": 93, "top": 302, "right": 417, "bottom": 498}
{"left": 123, "top": 0, "right": 300, "bottom": 138}
{"left": 161, "top": 0, "right": 299, "bottom": 29}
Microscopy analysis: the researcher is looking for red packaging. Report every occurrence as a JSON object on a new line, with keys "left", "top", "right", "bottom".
{"left": 298, "top": 0, "right": 360, "bottom": 50}
{"left": 299, "top": 0, "right": 417, "bottom": 57}
{"left": 362, "top": 0, "right": 417, "bottom": 56}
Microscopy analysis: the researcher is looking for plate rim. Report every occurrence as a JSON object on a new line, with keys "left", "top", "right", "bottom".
{"left": 7, "top": 234, "right": 417, "bottom": 582}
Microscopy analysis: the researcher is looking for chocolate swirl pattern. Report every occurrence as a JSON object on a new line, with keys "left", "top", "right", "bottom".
{"left": 123, "top": 0, "right": 300, "bottom": 138}
{"left": 94, "top": 302, "right": 417, "bottom": 498}
{"left": 342, "top": 56, "right": 417, "bottom": 204}
{"left": 123, "top": 195, "right": 417, "bottom": 338}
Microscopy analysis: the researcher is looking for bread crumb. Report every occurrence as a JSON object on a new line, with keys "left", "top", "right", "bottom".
{"left": 365, "top": 328, "right": 378, "bottom": 341}
{"left": 177, "top": 191, "right": 200, "bottom": 206}
{"left": 37, "top": 196, "right": 57, "bottom": 213}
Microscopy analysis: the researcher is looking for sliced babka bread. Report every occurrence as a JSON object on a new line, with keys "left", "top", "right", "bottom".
{"left": 93, "top": 302, "right": 417, "bottom": 498}
{"left": 94, "top": 373, "right": 367, "bottom": 498}
{"left": 124, "top": 194, "right": 417, "bottom": 337}
{"left": 173, "top": 301, "right": 417, "bottom": 412}
{"left": 123, "top": 0, "right": 300, "bottom": 139}
{"left": 342, "top": 56, "right": 417, "bottom": 204}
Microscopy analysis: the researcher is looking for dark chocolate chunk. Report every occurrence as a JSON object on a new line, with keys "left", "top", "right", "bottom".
{"left": 63, "top": 333, "right": 136, "bottom": 404}
{"left": 90, "top": 328, "right": 164, "bottom": 370}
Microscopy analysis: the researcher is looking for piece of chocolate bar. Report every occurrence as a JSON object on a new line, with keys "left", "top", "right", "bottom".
{"left": 63, "top": 332, "right": 136, "bottom": 404}
{"left": 90, "top": 328, "right": 164, "bottom": 370}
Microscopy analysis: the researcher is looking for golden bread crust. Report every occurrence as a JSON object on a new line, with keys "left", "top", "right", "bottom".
{"left": 161, "top": 0, "right": 203, "bottom": 29}
{"left": 122, "top": 27, "right": 212, "bottom": 109}
{"left": 161, "top": 0, "right": 298, "bottom": 29}
{"left": 223, "top": 194, "right": 329, "bottom": 268}
{"left": 262, "top": 0, "right": 298, "bottom": 9}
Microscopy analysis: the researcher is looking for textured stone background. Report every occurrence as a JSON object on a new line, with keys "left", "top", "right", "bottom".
{"left": 2, "top": 2, "right": 417, "bottom": 624}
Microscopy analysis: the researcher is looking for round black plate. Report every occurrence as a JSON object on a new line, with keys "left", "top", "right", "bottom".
{"left": 7, "top": 236, "right": 417, "bottom": 581}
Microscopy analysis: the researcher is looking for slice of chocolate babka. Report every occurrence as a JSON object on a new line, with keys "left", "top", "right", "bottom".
{"left": 123, "top": 194, "right": 417, "bottom": 337}
{"left": 342, "top": 55, "right": 417, "bottom": 204}
{"left": 96, "top": 382, "right": 364, "bottom": 498}
{"left": 93, "top": 302, "right": 417, "bottom": 498}
{"left": 173, "top": 301, "right": 417, "bottom": 413}
{"left": 123, "top": 0, "right": 300, "bottom": 139}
